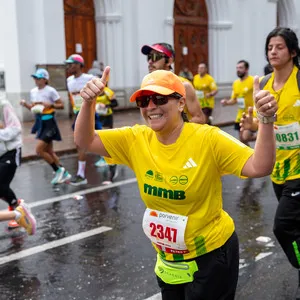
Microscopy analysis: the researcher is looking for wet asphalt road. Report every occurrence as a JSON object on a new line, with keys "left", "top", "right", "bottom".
{"left": 0, "top": 126, "right": 299, "bottom": 300}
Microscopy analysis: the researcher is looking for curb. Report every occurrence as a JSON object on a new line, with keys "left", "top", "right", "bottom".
{"left": 21, "top": 120, "right": 235, "bottom": 163}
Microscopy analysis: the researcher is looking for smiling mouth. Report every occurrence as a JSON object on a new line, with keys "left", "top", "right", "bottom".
{"left": 148, "top": 114, "right": 163, "bottom": 120}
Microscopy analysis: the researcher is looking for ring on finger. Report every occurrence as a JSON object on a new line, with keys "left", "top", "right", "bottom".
{"left": 268, "top": 102, "right": 272, "bottom": 108}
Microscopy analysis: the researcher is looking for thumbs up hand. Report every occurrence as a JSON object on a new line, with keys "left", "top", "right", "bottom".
{"left": 253, "top": 76, "right": 277, "bottom": 117}
{"left": 80, "top": 66, "right": 110, "bottom": 102}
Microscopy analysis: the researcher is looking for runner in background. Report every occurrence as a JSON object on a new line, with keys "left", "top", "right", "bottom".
{"left": 20, "top": 68, "right": 71, "bottom": 185}
{"left": 94, "top": 85, "right": 119, "bottom": 182}
{"left": 221, "top": 60, "right": 255, "bottom": 145}
{"left": 193, "top": 63, "right": 218, "bottom": 124}
{"left": 240, "top": 28, "right": 300, "bottom": 289}
{"left": 0, "top": 95, "right": 37, "bottom": 234}
{"left": 65, "top": 54, "right": 102, "bottom": 186}
{"left": 141, "top": 42, "right": 206, "bottom": 124}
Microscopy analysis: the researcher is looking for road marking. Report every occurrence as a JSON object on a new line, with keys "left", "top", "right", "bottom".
{"left": 255, "top": 252, "right": 272, "bottom": 262}
{"left": 144, "top": 294, "right": 161, "bottom": 300}
{"left": 0, "top": 226, "right": 112, "bottom": 265}
{"left": 29, "top": 178, "right": 137, "bottom": 208}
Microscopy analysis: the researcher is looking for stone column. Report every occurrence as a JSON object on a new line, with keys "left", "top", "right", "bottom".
{"left": 95, "top": 0, "right": 123, "bottom": 89}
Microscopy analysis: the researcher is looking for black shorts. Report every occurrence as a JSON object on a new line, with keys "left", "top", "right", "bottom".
{"left": 156, "top": 232, "right": 239, "bottom": 300}
{"left": 234, "top": 122, "right": 240, "bottom": 131}
{"left": 202, "top": 107, "right": 213, "bottom": 118}
{"left": 99, "top": 114, "right": 113, "bottom": 129}
{"left": 37, "top": 117, "right": 62, "bottom": 143}
{"left": 272, "top": 178, "right": 300, "bottom": 268}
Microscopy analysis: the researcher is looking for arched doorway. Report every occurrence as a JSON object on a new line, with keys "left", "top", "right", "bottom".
{"left": 64, "top": 0, "right": 97, "bottom": 71}
{"left": 173, "top": 0, "right": 208, "bottom": 76}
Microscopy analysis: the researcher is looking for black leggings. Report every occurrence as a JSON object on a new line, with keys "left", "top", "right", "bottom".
{"left": 273, "top": 178, "right": 300, "bottom": 269}
{"left": 0, "top": 149, "right": 21, "bottom": 208}
{"left": 157, "top": 232, "right": 239, "bottom": 300}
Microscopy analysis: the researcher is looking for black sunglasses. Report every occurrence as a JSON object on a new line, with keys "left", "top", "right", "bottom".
{"left": 147, "top": 53, "right": 166, "bottom": 62}
{"left": 136, "top": 93, "right": 182, "bottom": 108}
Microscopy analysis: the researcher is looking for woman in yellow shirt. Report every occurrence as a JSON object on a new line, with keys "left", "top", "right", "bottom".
{"left": 75, "top": 68, "right": 277, "bottom": 300}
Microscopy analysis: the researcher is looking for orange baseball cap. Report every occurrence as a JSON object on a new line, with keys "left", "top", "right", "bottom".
{"left": 129, "top": 70, "right": 185, "bottom": 102}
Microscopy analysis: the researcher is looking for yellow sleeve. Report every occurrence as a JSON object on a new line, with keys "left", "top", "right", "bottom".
{"left": 97, "top": 125, "right": 145, "bottom": 167}
{"left": 231, "top": 81, "right": 237, "bottom": 99}
{"left": 209, "top": 127, "right": 254, "bottom": 177}
{"left": 209, "top": 76, "right": 218, "bottom": 91}
{"left": 97, "top": 126, "right": 134, "bottom": 166}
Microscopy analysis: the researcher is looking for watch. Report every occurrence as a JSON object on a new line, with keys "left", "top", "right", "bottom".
{"left": 256, "top": 112, "right": 277, "bottom": 124}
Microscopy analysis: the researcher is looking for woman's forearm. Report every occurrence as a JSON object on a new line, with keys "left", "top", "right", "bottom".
{"left": 74, "top": 100, "right": 96, "bottom": 150}
{"left": 251, "top": 122, "right": 276, "bottom": 176}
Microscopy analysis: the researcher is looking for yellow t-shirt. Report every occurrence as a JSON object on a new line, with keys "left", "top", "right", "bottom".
{"left": 231, "top": 76, "right": 254, "bottom": 123}
{"left": 95, "top": 87, "right": 115, "bottom": 116}
{"left": 193, "top": 74, "right": 217, "bottom": 109}
{"left": 98, "top": 123, "right": 253, "bottom": 261}
{"left": 263, "top": 66, "right": 300, "bottom": 184}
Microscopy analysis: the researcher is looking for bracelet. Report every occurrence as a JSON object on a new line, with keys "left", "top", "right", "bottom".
{"left": 256, "top": 112, "right": 277, "bottom": 124}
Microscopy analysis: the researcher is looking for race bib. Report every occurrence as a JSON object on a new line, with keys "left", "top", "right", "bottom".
{"left": 142, "top": 208, "right": 189, "bottom": 254}
{"left": 195, "top": 90, "right": 204, "bottom": 99}
{"left": 73, "top": 94, "right": 83, "bottom": 109}
{"left": 95, "top": 104, "right": 108, "bottom": 115}
{"left": 275, "top": 122, "right": 300, "bottom": 150}
{"left": 237, "top": 97, "right": 245, "bottom": 109}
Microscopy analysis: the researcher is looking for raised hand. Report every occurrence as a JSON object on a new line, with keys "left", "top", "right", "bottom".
{"left": 240, "top": 106, "right": 254, "bottom": 132}
{"left": 220, "top": 99, "right": 228, "bottom": 106}
{"left": 253, "top": 76, "right": 277, "bottom": 116}
{"left": 80, "top": 66, "right": 110, "bottom": 102}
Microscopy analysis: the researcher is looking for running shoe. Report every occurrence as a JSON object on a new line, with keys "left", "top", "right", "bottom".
{"left": 94, "top": 157, "right": 108, "bottom": 168}
{"left": 60, "top": 170, "right": 72, "bottom": 183}
{"left": 7, "top": 199, "right": 22, "bottom": 229}
{"left": 51, "top": 167, "right": 65, "bottom": 185}
{"left": 70, "top": 175, "right": 88, "bottom": 186}
{"left": 15, "top": 200, "right": 36, "bottom": 235}
{"left": 7, "top": 220, "right": 19, "bottom": 229}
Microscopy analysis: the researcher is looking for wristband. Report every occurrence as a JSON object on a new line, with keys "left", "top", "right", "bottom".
{"left": 256, "top": 112, "right": 277, "bottom": 124}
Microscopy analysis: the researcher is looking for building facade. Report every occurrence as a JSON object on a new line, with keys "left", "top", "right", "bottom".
{"left": 0, "top": 0, "right": 299, "bottom": 120}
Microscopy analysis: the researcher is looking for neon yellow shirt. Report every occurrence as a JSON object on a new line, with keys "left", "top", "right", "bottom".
{"left": 95, "top": 87, "right": 115, "bottom": 116}
{"left": 98, "top": 123, "right": 253, "bottom": 261}
{"left": 193, "top": 74, "right": 217, "bottom": 109}
{"left": 231, "top": 76, "right": 254, "bottom": 123}
{"left": 263, "top": 66, "right": 300, "bottom": 184}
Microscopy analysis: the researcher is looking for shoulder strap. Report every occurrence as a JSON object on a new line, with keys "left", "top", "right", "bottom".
{"left": 259, "top": 73, "right": 272, "bottom": 90}
{"left": 259, "top": 69, "right": 300, "bottom": 91}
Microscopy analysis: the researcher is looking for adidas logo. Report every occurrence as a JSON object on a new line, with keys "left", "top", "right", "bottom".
{"left": 293, "top": 100, "right": 300, "bottom": 107}
{"left": 183, "top": 158, "right": 197, "bottom": 169}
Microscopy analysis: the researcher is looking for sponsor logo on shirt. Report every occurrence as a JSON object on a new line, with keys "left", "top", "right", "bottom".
{"left": 293, "top": 100, "right": 300, "bottom": 107}
{"left": 183, "top": 158, "right": 197, "bottom": 169}
{"left": 145, "top": 170, "right": 164, "bottom": 182}
{"left": 144, "top": 184, "right": 186, "bottom": 200}
{"left": 169, "top": 176, "right": 188, "bottom": 185}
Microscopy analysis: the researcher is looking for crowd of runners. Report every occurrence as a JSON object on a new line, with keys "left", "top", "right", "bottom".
{"left": 0, "top": 25, "right": 300, "bottom": 299}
